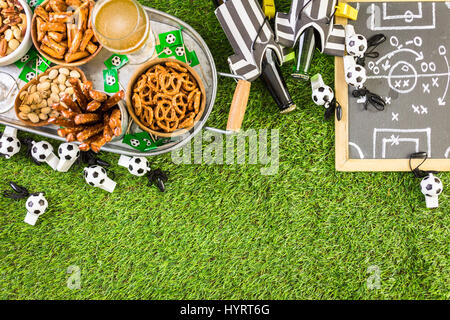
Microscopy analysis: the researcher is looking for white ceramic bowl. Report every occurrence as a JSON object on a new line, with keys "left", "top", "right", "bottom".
{"left": 0, "top": 0, "right": 32, "bottom": 67}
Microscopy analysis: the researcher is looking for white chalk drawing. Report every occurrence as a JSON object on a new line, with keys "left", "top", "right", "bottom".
{"left": 387, "top": 61, "right": 417, "bottom": 93}
{"left": 391, "top": 112, "right": 399, "bottom": 121}
{"left": 445, "top": 147, "right": 450, "bottom": 158}
{"left": 373, "top": 128, "right": 431, "bottom": 158}
{"left": 368, "top": 3, "right": 436, "bottom": 30}
{"left": 411, "top": 104, "right": 428, "bottom": 115}
{"left": 438, "top": 47, "right": 449, "bottom": 105}
{"left": 349, "top": 142, "right": 365, "bottom": 159}
{"left": 382, "top": 2, "right": 422, "bottom": 21}
{"left": 382, "top": 136, "right": 419, "bottom": 158}
{"left": 432, "top": 77, "right": 439, "bottom": 87}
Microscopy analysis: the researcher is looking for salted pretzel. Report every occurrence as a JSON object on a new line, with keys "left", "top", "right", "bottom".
{"left": 131, "top": 61, "right": 203, "bottom": 134}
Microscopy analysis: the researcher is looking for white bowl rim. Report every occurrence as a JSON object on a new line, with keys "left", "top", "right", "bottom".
{"left": 0, "top": 0, "right": 32, "bottom": 63}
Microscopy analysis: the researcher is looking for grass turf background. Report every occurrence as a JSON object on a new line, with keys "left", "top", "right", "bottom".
{"left": 0, "top": 0, "right": 448, "bottom": 299}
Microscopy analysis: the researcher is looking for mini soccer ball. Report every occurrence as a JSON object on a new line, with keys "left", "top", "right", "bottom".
{"left": 84, "top": 165, "right": 108, "bottom": 187}
{"left": 26, "top": 193, "right": 48, "bottom": 215}
{"left": 420, "top": 173, "right": 443, "bottom": 208}
{"left": 345, "top": 64, "right": 367, "bottom": 88}
{"left": 312, "top": 85, "right": 334, "bottom": 107}
{"left": 128, "top": 157, "right": 150, "bottom": 176}
{"left": 111, "top": 56, "right": 122, "bottom": 66}
{"left": 106, "top": 75, "right": 116, "bottom": 86}
{"left": 130, "top": 139, "right": 140, "bottom": 147}
{"left": 25, "top": 72, "right": 35, "bottom": 82}
{"left": 29, "top": 0, "right": 37, "bottom": 7}
{"left": 421, "top": 174, "right": 443, "bottom": 197}
{"left": 346, "top": 34, "right": 367, "bottom": 58}
{"left": 84, "top": 165, "right": 116, "bottom": 192}
{"left": 166, "top": 34, "right": 177, "bottom": 44}
{"left": 58, "top": 143, "right": 80, "bottom": 161}
{"left": 163, "top": 47, "right": 172, "bottom": 55}
{"left": 20, "top": 54, "right": 29, "bottom": 63}
{"left": 0, "top": 135, "right": 21, "bottom": 159}
{"left": 31, "top": 141, "right": 53, "bottom": 162}
{"left": 24, "top": 192, "right": 48, "bottom": 225}
{"left": 175, "top": 46, "right": 185, "bottom": 56}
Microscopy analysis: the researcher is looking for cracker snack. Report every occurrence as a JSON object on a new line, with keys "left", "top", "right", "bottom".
{"left": 33, "top": 0, "right": 99, "bottom": 63}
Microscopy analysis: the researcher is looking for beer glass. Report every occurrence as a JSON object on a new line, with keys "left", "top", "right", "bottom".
{"left": 92, "top": 0, "right": 156, "bottom": 64}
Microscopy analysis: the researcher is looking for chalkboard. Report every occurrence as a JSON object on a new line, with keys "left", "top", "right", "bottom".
{"left": 335, "top": 0, "right": 450, "bottom": 171}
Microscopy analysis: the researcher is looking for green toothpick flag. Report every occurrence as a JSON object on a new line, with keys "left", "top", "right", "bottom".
{"left": 186, "top": 50, "right": 199, "bottom": 67}
{"left": 123, "top": 132, "right": 169, "bottom": 152}
{"left": 33, "top": 55, "right": 51, "bottom": 72}
{"left": 104, "top": 54, "right": 129, "bottom": 70}
{"left": 27, "top": 0, "right": 45, "bottom": 11}
{"left": 14, "top": 47, "right": 38, "bottom": 69}
{"left": 158, "top": 30, "right": 183, "bottom": 47}
{"left": 19, "top": 65, "right": 37, "bottom": 83}
{"left": 103, "top": 68, "right": 119, "bottom": 93}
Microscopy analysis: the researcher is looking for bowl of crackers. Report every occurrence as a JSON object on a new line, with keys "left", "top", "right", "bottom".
{"left": 126, "top": 58, "right": 206, "bottom": 138}
{"left": 31, "top": 0, "right": 102, "bottom": 66}
{"left": 14, "top": 65, "right": 86, "bottom": 126}
{"left": 0, "top": 0, "right": 33, "bottom": 66}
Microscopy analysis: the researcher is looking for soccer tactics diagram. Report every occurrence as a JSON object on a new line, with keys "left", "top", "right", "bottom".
{"left": 348, "top": 2, "right": 450, "bottom": 160}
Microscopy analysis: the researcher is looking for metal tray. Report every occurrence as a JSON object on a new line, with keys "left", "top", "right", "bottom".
{"left": 0, "top": 6, "right": 217, "bottom": 156}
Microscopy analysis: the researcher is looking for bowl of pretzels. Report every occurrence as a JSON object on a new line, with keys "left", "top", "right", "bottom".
{"left": 31, "top": 0, "right": 102, "bottom": 66}
{"left": 126, "top": 58, "right": 206, "bottom": 138}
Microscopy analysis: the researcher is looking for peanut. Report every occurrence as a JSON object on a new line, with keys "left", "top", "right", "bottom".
{"left": 19, "top": 105, "right": 31, "bottom": 113}
{"left": 59, "top": 68, "right": 70, "bottom": 75}
{"left": 57, "top": 73, "right": 66, "bottom": 84}
{"left": 51, "top": 83, "right": 59, "bottom": 94}
{"left": 18, "top": 112, "right": 28, "bottom": 120}
{"left": 69, "top": 70, "right": 81, "bottom": 78}
{"left": 28, "top": 113, "right": 40, "bottom": 123}
{"left": 41, "top": 107, "right": 51, "bottom": 115}
{"left": 37, "top": 81, "right": 51, "bottom": 91}
{"left": 39, "top": 76, "right": 49, "bottom": 83}
{"left": 48, "top": 69, "right": 59, "bottom": 80}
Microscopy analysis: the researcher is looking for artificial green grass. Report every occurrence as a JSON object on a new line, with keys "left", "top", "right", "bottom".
{"left": 0, "top": 0, "right": 448, "bottom": 300}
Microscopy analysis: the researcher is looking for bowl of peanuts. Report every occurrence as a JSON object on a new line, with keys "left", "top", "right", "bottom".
{"left": 31, "top": 0, "right": 102, "bottom": 66}
{"left": 0, "top": 0, "right": 32, "bottom": 67}
{"left": 126, "top": 58, "right": 206, "bottom": 138}
{"left": 14, "top": 65, "right": 86, "bottom": 126}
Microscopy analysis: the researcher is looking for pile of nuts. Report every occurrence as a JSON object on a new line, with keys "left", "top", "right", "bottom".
{"left": 0, "top": 0, "right": 27, "bottom": 57}
{"left": 17, "top": 67, "right": 82, "bottom": 123}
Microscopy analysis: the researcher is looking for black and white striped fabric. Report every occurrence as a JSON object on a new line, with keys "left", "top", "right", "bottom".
{"left": 275, "top": 0, "right": 346, "bottom": 56}
{"left": 215, "top": 0, "right": 284, "bottom": 81}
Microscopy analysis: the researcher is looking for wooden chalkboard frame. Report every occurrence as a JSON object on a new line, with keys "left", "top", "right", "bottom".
{"left": 335, "top": 0, "right": 450, "bottom": 171}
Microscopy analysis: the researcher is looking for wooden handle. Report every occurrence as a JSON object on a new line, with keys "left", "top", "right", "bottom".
{"left": 226, "top": 79, "right": 251, "bottom": 132}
